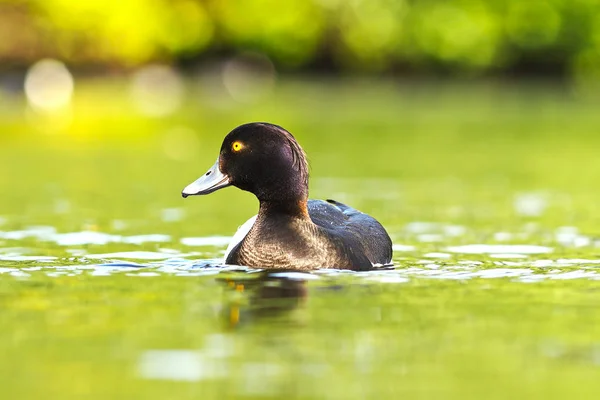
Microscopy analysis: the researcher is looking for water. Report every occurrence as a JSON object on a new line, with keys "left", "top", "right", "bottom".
{"left": 2, "top": 79, "right": 600, "bottom": 398}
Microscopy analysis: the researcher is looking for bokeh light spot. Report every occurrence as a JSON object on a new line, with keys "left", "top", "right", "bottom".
{"left": 24, "top": 59, "right": 74, "bottom": 113}
{"left": 130, "top": 65, "right": 184, "bottom": 117}
{"left": 222, "top": 52, "right": 277, "bottom": 104}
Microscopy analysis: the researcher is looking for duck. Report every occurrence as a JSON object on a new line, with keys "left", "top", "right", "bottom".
{"left": 181, "top": 122, "right": 393, "bottom": 271}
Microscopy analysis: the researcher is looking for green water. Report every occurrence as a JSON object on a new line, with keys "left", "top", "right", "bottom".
{"left": 2, "top": 78, "right": 600, "bottom": 399}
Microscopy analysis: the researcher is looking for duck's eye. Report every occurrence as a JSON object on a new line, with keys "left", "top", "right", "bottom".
{"left": 232, "top": 141, "right": 245, "bottom": 152}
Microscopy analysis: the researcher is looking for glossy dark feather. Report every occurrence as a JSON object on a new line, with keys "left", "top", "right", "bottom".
{"left": 308, "top": 199, "right": 393, "bottom": 266}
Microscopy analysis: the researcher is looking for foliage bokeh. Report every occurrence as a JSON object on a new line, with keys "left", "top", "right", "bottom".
{"left": 1, "top": 0, "right": 600, "bottom": 78}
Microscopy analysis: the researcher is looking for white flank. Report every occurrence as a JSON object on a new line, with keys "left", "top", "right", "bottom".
{"left": 223, "top": 215, "right": 257, "bottom": 262}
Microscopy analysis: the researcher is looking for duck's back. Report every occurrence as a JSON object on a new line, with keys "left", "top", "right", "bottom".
{"left": 307, "top": 199, "right": 393, "bottom": 267}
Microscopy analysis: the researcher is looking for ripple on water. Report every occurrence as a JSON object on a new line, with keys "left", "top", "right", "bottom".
{"left": 2, "top": 224, "right": 600, "bottom": 282}
{"left": 0, "top": 255, "right": 57, "bottom": 261}
{"left": 0, "top": 227, "right": 238, "bottom": 252}
{"left": 0, "top": 227, "right": 172, "bottom": 246}
{"left": 447, "top": 244, "right": 553, "bottom": 254}
{"left": 2, "top": 253, "right": 600, "bottom": 281}
{"left": 392, "top": 244, "right": 416, "bottom": 252}
{"left": 86, "top": 251, "right": 196, "bottom": 261}
{"left": 180, "top": 236, "right": 232, "bottom": 247}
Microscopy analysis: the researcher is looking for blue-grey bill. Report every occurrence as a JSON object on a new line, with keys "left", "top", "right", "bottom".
{"left": 181, "top": 159, "right": 230, "bottom": 198}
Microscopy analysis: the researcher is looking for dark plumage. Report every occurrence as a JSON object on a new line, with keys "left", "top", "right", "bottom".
{"left": 182, "top": 122, "right": 393, "bottom": 271}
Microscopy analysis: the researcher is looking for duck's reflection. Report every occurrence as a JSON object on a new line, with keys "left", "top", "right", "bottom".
{"left": 218, "top": 271, "right": 309, "bottom": 328}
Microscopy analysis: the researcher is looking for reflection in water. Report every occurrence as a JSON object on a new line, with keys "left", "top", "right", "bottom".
{"left": 218, "top": 272, "right": 309, "bottom": 329}
{"left": 138, "top": 272, "right": 313, "bottom": 385}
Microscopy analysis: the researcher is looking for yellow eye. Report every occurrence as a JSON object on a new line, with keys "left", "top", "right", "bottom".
{"left": 232, "top": 141, "right": 244, "bottom": 152}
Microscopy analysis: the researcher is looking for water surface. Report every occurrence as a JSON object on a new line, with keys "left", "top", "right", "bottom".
{"left": 2, "top": 79, "right": 600, "bottom": 399}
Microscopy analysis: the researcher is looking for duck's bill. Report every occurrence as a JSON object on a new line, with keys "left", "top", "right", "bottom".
{"left": 181, "top": 159, "right": 231, "bottom": 198}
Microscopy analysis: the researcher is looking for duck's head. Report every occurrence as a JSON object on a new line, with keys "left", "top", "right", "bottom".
{"left": 182, "top": 123, "right": 309, "bottom": 203}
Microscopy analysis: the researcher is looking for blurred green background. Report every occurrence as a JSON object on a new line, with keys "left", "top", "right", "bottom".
{"left": 1, "top": 0, "right": 600, "bottom": 78}
{"left": 3, "top": 1, "right": 600, "bottom": 400}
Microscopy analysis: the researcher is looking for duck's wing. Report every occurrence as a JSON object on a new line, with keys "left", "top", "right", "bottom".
{"left": 307, "top": 199, "right": 393, "bottom": 266}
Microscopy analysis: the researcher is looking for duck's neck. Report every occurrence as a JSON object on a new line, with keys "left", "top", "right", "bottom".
{"left": 258, "top": 198, "right": 310, "bottom": 220}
